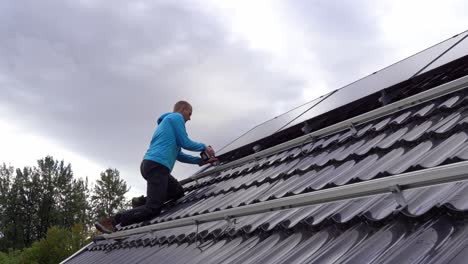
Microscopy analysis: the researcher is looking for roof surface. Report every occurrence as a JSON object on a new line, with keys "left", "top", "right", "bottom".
{"left": 63, "top": 38, "right": 468, "bottom": 264}
{"left": 65, "top": 78, "right": 468, "bottom": 264}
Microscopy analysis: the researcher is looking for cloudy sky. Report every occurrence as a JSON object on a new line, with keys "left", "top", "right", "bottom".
{"left": 1, "top": 0, "right": 468, "bottom": 197}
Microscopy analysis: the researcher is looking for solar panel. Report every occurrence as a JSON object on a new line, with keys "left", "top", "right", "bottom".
{"left": 417, "top": 31, "right": 468, "bottom": 75}
{"left": 218, "top": 30, "right": 468, "bottom": 155}
{"left": 217, "top": 93, "right": 331, "bottom": 155}
{"left": 280, "top": 31, "right": 468, "bottom": 131}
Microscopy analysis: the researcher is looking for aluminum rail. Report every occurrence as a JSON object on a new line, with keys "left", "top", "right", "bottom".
{"left": 97, "top": 160, "right": 468, "bottom": 241}
{"left": 181, "top": 75, "right": 468, "bottom": 185}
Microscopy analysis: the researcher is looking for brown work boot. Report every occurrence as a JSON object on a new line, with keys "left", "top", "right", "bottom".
{"left": 94, "top": 217, "right": 116, "bottom": 234}
{"left": 131, "top": 195, "right": 146, "bottom": 208}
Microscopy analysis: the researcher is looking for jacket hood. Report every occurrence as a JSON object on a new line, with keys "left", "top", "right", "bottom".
{"left": 157, "top": 112, "right": 171, "bottom": 124}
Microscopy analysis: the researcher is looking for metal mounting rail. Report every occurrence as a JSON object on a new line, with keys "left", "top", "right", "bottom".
{"left": 97, "top": 160, "right": 468, "bottom": 241}
{"left": 181, "top": 75, "right": 468, "bottom": 185}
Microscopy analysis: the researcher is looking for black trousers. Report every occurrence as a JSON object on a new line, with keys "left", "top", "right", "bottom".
{"left": 116, "top": 160, "right": 184, "bottom": 226}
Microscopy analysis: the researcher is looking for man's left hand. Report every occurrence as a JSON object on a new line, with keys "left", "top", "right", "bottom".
{"left": 207, "top": 157, "right": 218, "bottom": 164}
{"left": 200, "top": 156, "right": 218, "bottom": 165}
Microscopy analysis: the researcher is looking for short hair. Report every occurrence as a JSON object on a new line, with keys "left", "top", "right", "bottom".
{"left": 173, "top": 101, "right": 192, "bottom": 112}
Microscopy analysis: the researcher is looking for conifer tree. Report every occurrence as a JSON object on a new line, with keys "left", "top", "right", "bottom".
{"left": 91, "top": 168, "right": 129, "bottom": 220}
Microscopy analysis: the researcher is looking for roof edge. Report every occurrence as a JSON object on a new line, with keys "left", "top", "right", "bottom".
{"left": 60, "top": 242, "right": 93, "bottom": 264}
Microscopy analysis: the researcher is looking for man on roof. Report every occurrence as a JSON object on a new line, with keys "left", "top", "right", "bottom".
{"left": 95, "top": 100, "right": 217, "bottom": 233}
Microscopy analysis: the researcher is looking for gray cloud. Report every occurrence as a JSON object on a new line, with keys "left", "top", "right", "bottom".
{"left": 283, "top": 0, "right": 389, "bottom": 89}
{"left": 3, "top": 0, "right": 448, "bottom": 195}
{"left": 0, "top": 0, "right": 307, "bottom": 190}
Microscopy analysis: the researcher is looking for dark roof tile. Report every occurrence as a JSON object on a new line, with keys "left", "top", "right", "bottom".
{"left": 418, "top": 132, "right": 468, "bottom": 168}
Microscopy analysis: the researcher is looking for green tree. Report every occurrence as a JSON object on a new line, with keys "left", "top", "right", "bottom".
{"left": 0, "top": 163, "right": 13, "bottom": 209}
{"left": 2, "top": 167, "right": 32, "bottom": 250}
{"left": 0, "top": 156, "right": 91, "bottom": 251}
{"left": 61, "top": 177, "right": 91, "bottom": 228}
{"left": 0, "top": 163, "right": 14, "bottom": 250}
{"left": 36, "top": 157, "right": 57, "bottom": 238}
{"left": 0, "top": 250, "right": 21, "bottom": 264}
{"left": 91, "top": 168, "right": 129, "bottom": 220}
{"left": 53, "top": 163, "right": 91, "bottom": 229}
{"left": 0, "top": 252, "right": 8, "bottom": 263}
{"left": 19, "top": 167, "right": 41, "bottom": 247}
{"left": 18, "top": 224, "right": 89, "bottom": 264}
{"left": 35, "top": 157, "right": 91, "bottom": 238}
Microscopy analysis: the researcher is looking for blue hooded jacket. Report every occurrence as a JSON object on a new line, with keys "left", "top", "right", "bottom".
{"left": 143, "top": 112, "right": 206, "bottom": 171}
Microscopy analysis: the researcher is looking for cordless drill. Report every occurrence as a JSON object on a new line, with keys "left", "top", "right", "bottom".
{"left": 200, "top": 147, "right": 219, "bottom": 165}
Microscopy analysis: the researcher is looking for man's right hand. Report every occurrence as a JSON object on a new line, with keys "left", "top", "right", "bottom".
{"left": 205, "top": 145, "right": 215, "bottom": 157}
{"left": 200, "top": 156, "right": 219, "bottom": 165}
